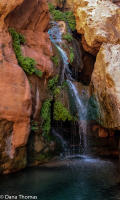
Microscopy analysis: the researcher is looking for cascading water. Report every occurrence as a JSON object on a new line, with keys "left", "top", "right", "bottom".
{"left": 48, "top": 22, "right": 73, "bottom": 82}
{"left": 48, "top": 21, "right": 88, "bottom": 155}
{"left": 67, "top": 80, "right": 88, "bottom": 153}
{"left": 52, "top": 128, "right": 68, "bottom": 152}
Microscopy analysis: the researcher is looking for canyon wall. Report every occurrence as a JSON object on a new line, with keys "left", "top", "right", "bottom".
{"left": 0, "top": 0, "right": 120, "bottom": 174}
{"left": 0, "top": 0, "right": 54, "bottom": 174}
{"left": 74, "top": 0, "right": 120, "bottom": 130}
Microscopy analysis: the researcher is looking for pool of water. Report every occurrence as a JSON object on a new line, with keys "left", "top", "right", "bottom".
{"left": 0, "top": 156, "right": 120, "bottom": 200}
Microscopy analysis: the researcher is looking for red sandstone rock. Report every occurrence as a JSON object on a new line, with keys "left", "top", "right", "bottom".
{"left": 6, "top": 0, "right": 50, "bottom": 32}
{"left": 0, "top": 60, "right": 32, "bottom": 153}
{"left": 0, "top": 0, "right": 24, "bottom": 29}
{"left": 21, "top": 30, "right": 53, "bottom": 77}
{"left": 0, "top": 0, "right": 53, "bottom": 173}
{"left": 98, "top": 127, "right": 108, "bottom": 138}
{"left": 92, "top": 125, "right": 109, "bottom": 138}
{"left": 6, "top": 0, "right": 54, "bottom": 78}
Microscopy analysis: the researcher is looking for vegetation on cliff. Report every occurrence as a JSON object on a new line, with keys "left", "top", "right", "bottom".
{"left": 40, "top": 75, "right": 76, "bottom": 140}
{"left": 53, "top": 101, "right": 73, "bottom": 121}
{"left": 41, "top": 99, "right": 52, "bottom": 140}
{"left": 69, "top": 47, "right": 74, "bottom": 63}
{"left": 9, "top": 28, "right": 42, "bottom": 77}
{"left": 48, "top": 3, "right": 76, "bottom": 31}
{"left": 51, "top": 55, "right": 59, "bottom": 67}
{"left": 48, "top": 75, "right": 59, "bottom": 91}
{"left": 63, "top": 33, "right": 73, "bottom": 42}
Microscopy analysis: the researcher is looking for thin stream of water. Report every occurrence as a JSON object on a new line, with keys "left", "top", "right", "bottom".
{"left": 48, "top": 22, "right": 88, "bottom": 153}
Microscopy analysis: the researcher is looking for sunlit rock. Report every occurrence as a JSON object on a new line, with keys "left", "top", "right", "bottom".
{"left": 91, "top": 43, "right": 120, "bottom": 129}
{"left": 74, "top": 0, "right": 120, "bottom": 55}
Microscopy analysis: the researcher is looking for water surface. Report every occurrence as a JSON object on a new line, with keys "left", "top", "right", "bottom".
{"left": 0, "top": 156, "right": 120, "bottom": 200}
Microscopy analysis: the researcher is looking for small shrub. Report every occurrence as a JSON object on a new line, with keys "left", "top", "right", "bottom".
{"left": 31, "top": 121, "right": 39, "bottom": 132}
{"left": 48, "top": 3, "right": 55, "bottom": 13}
{"left": 63, "top": 33, "right": 73, "bottom": 42}
{"left": 70, "top": 47, "right": 74, "bottom": 63}
{"left": 48, "top": 3, "right": 65, "bottom": 21}
{"left": 48, "top": 75, "right": 59, "bottom": 91}
{"left": 48, "top": 3, "right": 76, "bottom": 31}
{"left": 51, "top": 55, "right": 59, "bottom": 67}
{"left": 64, "top": 11, "right": 76, "bottom": 31}
{"left": 41, "top": 99, "right": 52, "bottom": 140}
{"left": 54, "top": 101, "right": 73, "bottom": 121}
{"left": 61, "top": 81, "right": 68, "bottom": 89}
{"left": 53, "top": 87, "right": 61, "bottom": 97}
{"left": 9, "top": 28, "right": 42, "bottom": 77}
{"left": 34, "top": 68, "right": 43, "bottom": 78}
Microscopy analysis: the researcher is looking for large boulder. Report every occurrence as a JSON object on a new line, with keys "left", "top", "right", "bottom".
{"left": 91, "top": 43, "right": 120, "bottom": 129}
{"left": 74, "top": 0, "right": 120, "bottom": 55}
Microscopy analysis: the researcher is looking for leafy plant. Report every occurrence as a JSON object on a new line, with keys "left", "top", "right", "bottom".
{"left": 53, "top": 101, "right": 73, "bottom": 121}
{"left": 34, "top": 68, "right": 43, "bottom": 78}
{"left": 31, "top": 121, "right": 39, "bottom": 132}
{"left": 48, "top": 3, "right": 65, "bottom": 21}
{"left": 64, "top": 11, "right": 76, "bottom": 31}
{"left": 48, "top": 3, "right": 76, "bottom": 31}
{"left": 53, "top": 87, "right": 61, "bottom": 97}
{"left": 51, "top": 55, "right": 59, "bottom": 67}
{"left": 48, "top": 75, "right": 59, "bottom": 91}
{"left": 41, "top": 99, "right": 52, "bottom": 140}
{"left": 61, "top": 81, "right": 68, "bottom": 89}
{"left": 70, "top": 47, "right": 74, "bottom": 63}
{"left": 9, "top": 28, "right": 42, "bottom": 77}
{"left": 63, "top": 33, "right": 73, "bottom": 42}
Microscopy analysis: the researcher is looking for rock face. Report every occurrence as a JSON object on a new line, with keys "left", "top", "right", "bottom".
{"left": 0, "top": 0, "right": 53, "bottom": 174}
{"left": 91, "top": 43, "right": 120, "bottom": 129}
{"left": 0, "top": 0, "right": 24, "bottom": 29}
{"left": 74, "top": 0, "right": 120, "bottom": 130}
{"left": 47, "top": 0, "right": 74, "bottom": 10}
{"left": 6, "top": 0, "right": 53, "bottom": 77}
{"left": 0, "top": 0, "right": 32, "bottom": 174}
{"left": 21, "top": 31, "right": 53, "bottom": 77}
{"left": 6, "top": 0, "right": 50, "bottom": 32}
{"left": 74, "top": 0, "right": 120, "bottom": 55}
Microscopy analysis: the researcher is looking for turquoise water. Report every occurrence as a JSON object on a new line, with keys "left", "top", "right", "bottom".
{"left": 0, "top": 157, "right": 120, "bottom": 200}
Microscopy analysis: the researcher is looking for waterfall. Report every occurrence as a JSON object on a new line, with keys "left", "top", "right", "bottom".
{"left": 67, "top": 80, "right": 88, "bottom": 153}
{"left": 48, "top": 21, "right": 88, "bottom": 154}
{"left": 52, "top": 129, "right": 68, "bottom": 154}
{"left": 48, "top": 22, "right": 73, "bottom": 82}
